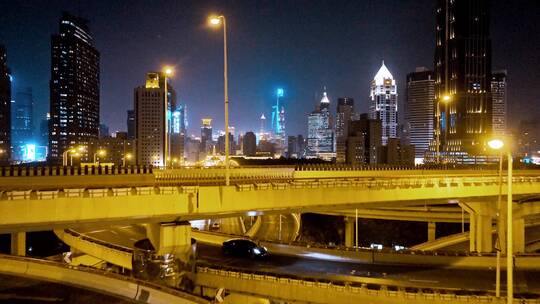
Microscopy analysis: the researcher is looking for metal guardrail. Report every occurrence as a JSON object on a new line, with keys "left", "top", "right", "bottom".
{"left": 196, "top": 264, "right": 540, "bottom": 303}
{"left": 0, "top": 165, "right": 153, "bottom": 177}
{"left": 0, "top": 254, "right": 208, "bottom": 303}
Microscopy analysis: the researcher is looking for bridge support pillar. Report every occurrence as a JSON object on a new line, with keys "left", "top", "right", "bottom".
{"left": 135, "top": 222, "right": 196, "bottom": 290}
{"left": 513, "top": 218, "right": 525, "bottom": 253}
{"left": 460, "top": 202, "right": 494, "bottom": 253}
{"left": 427, "top": 222, "right": 436, "bottom": 242}
{"left": 10, "top": 232, "right": 25, "bottom": 256}
{"left": 344, "top": 217, "right": 355, "bottom": 247}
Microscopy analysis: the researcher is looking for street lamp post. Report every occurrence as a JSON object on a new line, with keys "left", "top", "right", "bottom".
{"left": 123, "top": 153, "right": 132, "bottom": 167}
{"left": 93, "top": 149, "right": 106, "bottom": 164}
{"left": 209, "top": 15, "right": 230, "bottom": 186}
{"left": 488, "top": 138, "right": 513, "bottom": 304}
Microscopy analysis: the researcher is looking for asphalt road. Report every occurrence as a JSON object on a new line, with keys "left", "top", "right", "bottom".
{"left": 0, "top": 273, "right": 136, "bottom": 303}
{"left": 74, "top": 225, "right": 540, "bottom": 295}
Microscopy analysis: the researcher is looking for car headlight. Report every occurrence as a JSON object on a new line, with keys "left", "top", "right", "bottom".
{"left": 253, "top": 248, "right": 261, "bottom": 254}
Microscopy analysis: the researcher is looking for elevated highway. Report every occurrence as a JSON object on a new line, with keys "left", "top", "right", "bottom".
{"left": 2, "top": 168, "right": 540, "bottom": 233}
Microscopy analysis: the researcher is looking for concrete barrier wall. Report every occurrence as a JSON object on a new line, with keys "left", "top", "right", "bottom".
{"left": 0, "top": 254, "right": 208, "bottom": 304}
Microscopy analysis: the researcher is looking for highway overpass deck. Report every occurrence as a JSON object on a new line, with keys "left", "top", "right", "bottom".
{"left": 1, "top": 172, "right": 540, "bottom": 232}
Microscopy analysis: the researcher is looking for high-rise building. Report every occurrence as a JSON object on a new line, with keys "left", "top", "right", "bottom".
{"left": 217, "top": 133, "right": 234, "bottom": 155}
{"left": 201, "top": 118, "right": 213, "bottom": 154}
{"left": 434, "top": 0, "right": 492, "bottom": 161}
{"left": 405, "top": 67, "right": 435, "bottom": 164}
{"left": 40, "top": 113, "right": 50, "bottom": 147}
{"left": 127, "top": 110, "right": 135, "bottom": 139}
{"left": 134, "top": 72, "right": 179, "bottom": 166}
{"left": 307, "top": 89, "right": 334, "bottom": 159}
{"left": 336, "top": 97, "right": 354, "bottom": 163}
{"left": 99, "top": 123, "right": 109, "bottom": 139}
{"left": 518, "top": 120, "right": 540, "bottom": 158}
{"left": 0, "top": 45, "right": 11, "bottom": 163}
{"left": 346, "top": 113, "right": 381, "bottom": 165}
{"left": 12, "top": 88, "right": 34, "bottom": 159}
{"left": 49, "top": 12, "right": 100, "bottom": 163}
{"left": 271, "top": 88, "right": 286, "bottom": 139}
{"left": 89, "top": 132, "right": 136, "bottom": 166}
{"left": 242, "top": 131, "right": 257, "bottom": 156}
{"left": 369, "top": 61, "right": 397, "bottom": 146}
{"left": 491, "top": 70, "right": 507, "bottom": 135}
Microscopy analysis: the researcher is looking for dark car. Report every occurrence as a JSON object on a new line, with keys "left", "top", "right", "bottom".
{"left": 222, "top": 239, "right": 268, "bottom": 258}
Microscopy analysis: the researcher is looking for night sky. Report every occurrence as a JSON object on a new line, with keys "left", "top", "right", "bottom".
{"left": 1, "top": 0, "right": 539, "bottom": 137}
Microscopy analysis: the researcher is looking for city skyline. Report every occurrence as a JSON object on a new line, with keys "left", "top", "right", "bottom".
{"left": 1, "top": 1, "right": 537, "bottom": 138}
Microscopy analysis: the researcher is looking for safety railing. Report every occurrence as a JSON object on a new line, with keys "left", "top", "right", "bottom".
{"left": 1, "top": 174, "right": 540, "bottom": 201}
{"left": 0, "top": 165, "right": 153, "bottom": 177}
{"left": 196, "top": 264, "right": 540, "bottom": 303}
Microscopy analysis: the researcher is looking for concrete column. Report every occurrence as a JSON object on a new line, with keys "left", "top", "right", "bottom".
{"left": 427, "top": 222, "right": 436, "bottom": 242}
{"left": 344, "top": 217, "right": 354, "bottom": 248}
{"left": 476, "top": 214, "right": 493, "bottom": 253}
{"left": 512, "top": 218, "right": 525, "bottom": 254}
{"left": 460, "top": 202, "right": 495, "bottom": 253}
{"left": 146, "top": 222, "right": 192, "bottom": 257}
{"left": 10, "top": 232, "right": 25, "bottom": 256}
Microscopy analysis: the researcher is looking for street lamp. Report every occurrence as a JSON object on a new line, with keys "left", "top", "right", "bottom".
{"left": 163, "top": 66, "right": 174, "bottom": 168}
{"left": 63, "top": 146, "right": 84, "bottom": 166}
{"left": 208, "top": 14, "right": 230, "bottom": 186}
{"left": 488, "top": 138, "right": 513, "bottom": 304}
{"left": 123, "top": 153, "right": 133, "bottom": 167}
{"left": 93, "top": 149, "right": 106, "bottom": 164}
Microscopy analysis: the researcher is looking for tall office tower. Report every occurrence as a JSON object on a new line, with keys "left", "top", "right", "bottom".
{"left": 200, "top": 118, "right": 213, "bottom": 154}
{"left": 369, "top": 61, "right": 397, "bottom": 146}
{"left": 12, "top": 88, "right": 34, "bottom": 156}
{"left": 434, "top": 0, "right": 492, "bottom": 162}
{"left": 99, "top": 124, "right": 109, "bottom": 139}
{"left": 217, "top": 133, "right": 234, "bottom": 155}
{"left": 405, "top": 67, "right": 435, "bottom": 164}
{"left": 518, "top": 120, "right": 540, "bottom": 158}
{"left": 127, "top": 110, "right": 135, "bottom": 139}
{"left": 491, "top": 70, "right": 507, "bottom": 135}
{"left": 346, "top": 113, "right": 382, "bottom": 165}
{"left": 271, "top": 88, "right": 286, "bottom": 139}
{"left": 49, "top": 12, "right": 100, "bottom": 163}
{"left": 336, "top": 97, "right": 355, "bottom": 163}
{"left": 134, "top": 72, "right": 178, "bottom": 166}
{"left": 40, "top": 113, "right": 50, "bottom": 147}
{"left": 242, "top": 131, "right": 257, "bottom": 156}
{"left": 307, "top": 89, "right": 334, "bottom": 159}
{"left": 0, "top": 45, "right": 11, "bottom": 163}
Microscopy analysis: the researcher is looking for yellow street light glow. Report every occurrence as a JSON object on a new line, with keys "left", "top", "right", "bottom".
{"left": 77, "top": 146, "right": 85, "bottom": 152}
{"left": 209, "top": 16, "right": 221, "bottom": 26}
{"left": 98, "top": 149, "right": 106, "bottom": 156}
{"left": 126, "top": 153, "right": 133, "bottom": 159}
{"left": 442, "top": 95, "right": 451, "bottom": 102}
{"left": 164, "top": 66, "right": 173, "bottom": 76}
{"left": 488, "top": 139, "right": 504, "bottom": 150}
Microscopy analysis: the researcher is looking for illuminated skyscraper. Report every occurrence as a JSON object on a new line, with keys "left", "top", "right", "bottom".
{"left": 434, "top": 0, "right": 492, "bottom": 161}
{"left": 134, "top": 72, "right": 178, "bottom": 166}
{"left": 271, "top": 88, "right": 286, "bottom": 140}
{"left": 127, "top": 110, "right": 135, "bottom": 139}
{"left": 12, "top": 88, "right": 34, "bottom": 161}
{"left": 405, "top": 67, "right": 435, "bottom": 163}
{"left": 336, "top": 97, "right": 354, "bottom": 163}
{"left": 201, "top": 118, "right": 213, "bottom": 154}
{"left": 307, "top": 88, "right": 334, "bottom": 159}
{"left": 49, "top": 12, "right": 100, "bottom": 163}
{"left": 0, "top": 45, "right": 10, "bottom": 163}
{"left": 491, "top": 70, "right": 507, "bottom": 135}
{"left": 369, "top": 61, "right": 397, "bottom": 146}
{"left": 260, "top": 113, "right": 266, "bottom": 134}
